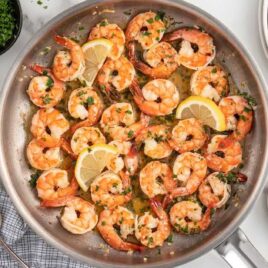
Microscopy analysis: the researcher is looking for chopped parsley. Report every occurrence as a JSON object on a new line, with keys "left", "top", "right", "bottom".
{"left": 179, "top": 225, "right": 189, "bottom": 234}
{"left": 142, "top": 31, "right": 151, "bottom": 36}
{"left": 238, "top": 92, "right": 257, "bottom": 107}
{"left": 216, "top": 172, "right": 237, "bottom": 184}
{"left": 46, "top": 76, "right": 54, "bottom": 88}
{"left": 29, "top": 171, "right": 41, "bottom": 188}
{"left": 127, "top": 130, "right": 134, "bottom": 138}
{"left": 99, "top": 20, "right": 108, "bottom": 27}
{"left": 99, "top": 84, "right": 106, "bottom": 91}
{"left": 155, "top": 11, "right": 165, "bottom": 21}
{"left": 166, "top": 234, "right": 173, "bottom": 243}
{"left": 125, "top": 110, "right": 132, "bottom": 114}
{"left": 122, "top": 187, "right": 131, "bottom": 195}
{"left": 123, "top": 10, "right": 132, "bottom": 16}
{"left": 147, "top": 237, "right": 154, "bottom": 245}
{"left": 239, "top": 114, "right": 247, "bottom": 121}
{"left": 101, "top": 221, "right": 106, "bottom": 226}
{"left": 146, "top": 18, "right": 154, "bottom": 24}
{"left": 42, "top": 94, "right": 52, "bottom": 104}
{"left": 244, "top": 106, "right": 252, "bottom": 113}
{"left": 86, "top": 96, "right": 94, "bottom": 106}
{"left": 76, "top": 90, "right": 86, "bottom": 97}
{"left": 211, "top": 67, "right": 217, "bottom": 74}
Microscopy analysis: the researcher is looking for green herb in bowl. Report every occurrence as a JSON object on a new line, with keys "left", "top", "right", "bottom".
{"left": 0, "top": 0, "right": 16, "bottom": 48}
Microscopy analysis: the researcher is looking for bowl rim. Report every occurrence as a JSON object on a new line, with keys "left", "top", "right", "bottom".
{"left": 0, "top": 0, "right": 23, "bottom": 55}
{"left": 0, "top": 0, "right": 268, "bottom": 267}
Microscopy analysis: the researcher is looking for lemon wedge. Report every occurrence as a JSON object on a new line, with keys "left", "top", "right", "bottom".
{"left": 75, "top": 144, "right": 118, "bottom": 191}
{"left": 176, "top": 96, "right": 226, "bottom": 131}
{"left": 80, "top": 39, "right": 113, "bottom": 86}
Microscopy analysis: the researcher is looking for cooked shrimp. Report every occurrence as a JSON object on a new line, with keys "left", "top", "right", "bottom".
{"left": 163, "top": 28, "right": 216, "bottom": 70}
{"left": 91, "top": 171, "right": 132, "bottom": 208}
{"left": 71, "top": 127, "right": 106, "bottom": 155}
{"left": 130, "top": 79, "right": 179, "bottom": 116}
{"left": 219, "top": 96, "right": 253, "bottom": 141}
{"left": 135, "top": 198, "right": 171, "bottom": 248}
{"left": 171, "top": 152, "right": 207, "bottom": 197}
{"left": 27, "top": 64, "right": 64, "bottom": 108}
{"left": 52, "top": 35, "right": 85, "bottom": 82}
{"left": 60, "top": 197, "right": 98, "bottom": 234}
{"left": 169, "top": 201, "right": 211, "bottom": 234}
{"left": 31, "top": 108, "right": 70, "bottom": 147}
{"left": 128, "top": 41, "right": 178, "bottom": 79}
{"left": 136, "top": 125, "right": 173, "bottom": 159}
{"left": 198, "top": 172, "right": 231, "bottom": 208}
{"left": 68, "top": 87, "right": 104, "bottom": 133}
{"left": 36, "top": 168, "right": 78, "bottom": 207}
{"left": 98, "top": 206, "right": 144, "bottom": 251}
{"left": 88, "top": 21, "right": 125, "bottom": 60}
{"left": 97, "top": 56, "right": 135, "bottom": 99}
{"left": 27, "top": 139, "right": 63, "bottom": 170}
{"left": 126, "top": 11, "right": 166, "bottom": 50}
{"left": 100, "top": 103, "right": 149, "bottom": 141}
{"left": 205, "top": 135, "right": 242, "bottom": 173}
{"left": 169, "top": 118, "right": 207, "bottom": 153}
{"left": 107, "top": 141, "right": 138, "bottom": 174}
{"left": 139, "top": 161, "right": 175, "bottom": 198}
{"left": 190, "top": 65, "right": 229, "bottom": 102}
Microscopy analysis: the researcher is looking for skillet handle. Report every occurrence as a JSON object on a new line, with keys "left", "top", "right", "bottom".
{"left": 215, "top": 228, "right": 268, "bottom": 267}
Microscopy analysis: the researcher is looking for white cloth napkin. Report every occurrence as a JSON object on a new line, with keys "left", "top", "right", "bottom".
{"left": 0, "top": 187, "right": 91, "bottom": 268}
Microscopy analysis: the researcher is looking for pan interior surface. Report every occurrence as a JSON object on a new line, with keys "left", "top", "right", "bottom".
{"left": 0, "top": 0, "right": 267, "bottom": 267}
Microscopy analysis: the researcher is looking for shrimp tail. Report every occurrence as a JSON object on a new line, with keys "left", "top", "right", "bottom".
{"left": 200, "top": 207, "right": 212, "bottom": 231}
{"left": 149, "top": 197, "right": 163, "bottom": 219}
{"left": 70, "top": 175, "right": 79, "bottom": 192}
{"left": 124, "top": 144, "right": 138, "bottom": 175}
{"left": 171, "top": 187, "right": 189, "bottom": 197}
{"left": 31, "top": 64, "right": 51, "bottom": 75}
{"left": 162, "top": 29, "right": 183, "bottom": 42}
{"left": 128, "top": 41, "right": 157, "bottom": 79}
{"left": 162, "top": 194, "right": 172, "bottom": 209}
{"left": 125, "top": 243, "right": 145, "bottom": 252}
{"left": 219, "top": 136, "right": 234, "bottom": 148}
{"left": 41, "top": 195, "right": 75, "bottom": 207}
{"left": 70, "top": 120, "right": 92, "bottom": 134}
{"left": 60, "top": 137, "right": 77, "bottom": 160}
{"left": 236, "top": 172, "right": 248, "bottom": 183}
{"left": 140, "top": 113, "right": 150, "bottom": 126}
{"left": 54, "top": 35, "right": 70, "bottom": 47}
{"left": 129, "top": 79, "right": 144, "bottom": 99}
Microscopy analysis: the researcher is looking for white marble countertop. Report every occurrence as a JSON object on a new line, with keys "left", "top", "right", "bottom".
{"left": 0, "top": 0, "right": 268, "bottom": 267}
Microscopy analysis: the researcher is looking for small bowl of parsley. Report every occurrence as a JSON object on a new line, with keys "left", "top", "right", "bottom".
{"left": 0, "top": 0, "right": 22, "bottom": 55}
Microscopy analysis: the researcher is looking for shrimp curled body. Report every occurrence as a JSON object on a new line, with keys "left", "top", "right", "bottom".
{"left": 90, "top": 171, "right": 132, "bottom": 209}
{"left": 31, "top": 108, "right": 70, "bottom": 147}
{"left": 53, "top": 35, "right": 85, "bottom": 82}
{"left": 27, "top": 139, "right": 63, "bottom": 170}
{"left": 163, "top": 28, "right": 216, "bottom": 70}
{"left": 170, "top": 201, "right": 211, "bottom": 234}
{"left": 98, "top": 206, "right": 144, "bottom": 251}
{"left": 130, "top": 79, "right": 179, "bottom": 116}
{"left": 60, "top": 197, "right": 98, "bottom": 234}
{"left": 198, "top": 172, "right": 231, "bottom": 208}
{"left": 36, "top": 168, "right": 78, "bottom": 207}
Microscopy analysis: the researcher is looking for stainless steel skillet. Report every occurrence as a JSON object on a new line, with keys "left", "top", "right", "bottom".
{"left": 0, "top": 0, "right": 268, "bottom": 267}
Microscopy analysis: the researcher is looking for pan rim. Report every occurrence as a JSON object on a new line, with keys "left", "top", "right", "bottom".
{"left": 0, "top": 0, "right": 267, "bottom": 267}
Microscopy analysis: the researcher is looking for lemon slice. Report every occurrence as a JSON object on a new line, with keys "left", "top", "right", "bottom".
{"left": 75, "top": 144, "right": 118, "bottom": 191}
{"left": 80, "top": 39, "right": 113, "bottom": 86}
{"left": 176, "top": 96, "right": 226, "bottom": 131}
